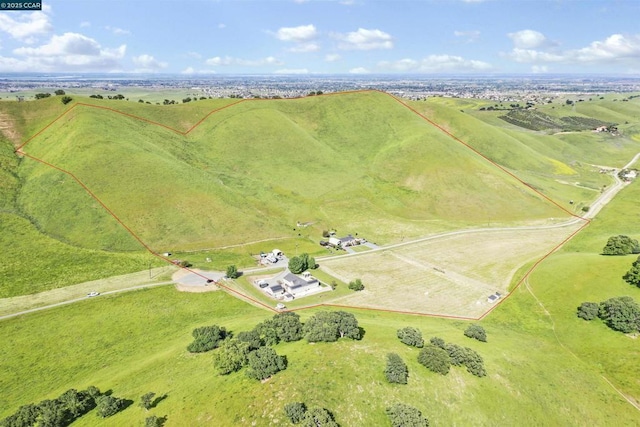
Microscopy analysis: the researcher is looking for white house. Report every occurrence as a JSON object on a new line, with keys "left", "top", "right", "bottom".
{"left": 281, "top": 272, "right": 320, "bottom": 297}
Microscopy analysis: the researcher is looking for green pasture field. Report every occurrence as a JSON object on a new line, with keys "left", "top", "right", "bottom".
{"left": 13, "top": 92, "right": 568, "bottom": 254}
{"left": 1, "top": 286, "right": 639, "bottom": 425}
{"left": 525, "top": 178, "right": 640, "bottom": 402}
{"left": 0, "top": 213, "right": 163, "bottom": 298}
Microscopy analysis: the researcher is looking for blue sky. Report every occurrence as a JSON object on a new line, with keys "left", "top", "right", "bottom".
{"left": 0, "top": 0, "right": 639, "bottom": 75}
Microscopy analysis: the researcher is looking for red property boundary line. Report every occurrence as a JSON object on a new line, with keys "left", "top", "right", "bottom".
{"left": 14, "top": 90, "right": 590, "bottom": 320}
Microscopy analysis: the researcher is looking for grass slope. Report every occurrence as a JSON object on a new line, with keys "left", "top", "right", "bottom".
{"left": 526, "top": 178, "right": 640, "bottom": 403}
{"left": 17, "top": 92, "right": 565, "bottom": 254}
{"left": 1, "top": 287, "right": 639, "bottom": 425}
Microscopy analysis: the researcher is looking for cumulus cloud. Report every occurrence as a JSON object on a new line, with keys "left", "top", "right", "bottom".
{"left": 275, "top": 24, "right": 320, "bottom": 53}
{"left": 132, "top": 54, "right": 167, "bottom": 71}
{"left": 506, "top": 33, "right": 640, "bottom": 65}
{"left": 205, "top": 55, "right": 283, "bottom": 67}
{"left": 10, "top": 32, "right": 126, "bottom": 71}
{"left": 508, "top": 29, "right": 551, "bottom": 49}
{"left": 335, "top": 28, "right": 393, "bottom": 50}
{"left": 378, "top": 54, "right": 492, "bottom": 72}
{"left": 349, "top": 67, "right": 369, "bottom": 74}
{"left": 275, "top": 24, "right": 317, "bottom": 42}
{"left": 325, "top": 53, "right": 341, "bottom": 62}
{"left": 0, "top": 8, "right": 52, "bottom": 42}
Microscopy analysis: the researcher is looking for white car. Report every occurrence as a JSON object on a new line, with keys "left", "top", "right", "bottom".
{"left": 275, "top": 303, "right": 286, "bottom": 310}
{"left": 87, "top": 291, "right": 100, "bottom": 297}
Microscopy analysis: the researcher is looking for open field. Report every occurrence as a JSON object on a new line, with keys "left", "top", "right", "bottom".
{"left": 1, "top": 91, "right": 640, "bottom": 425}
{"left": 2, "top": 287, "right": 640, "bottom": 425}
{"left": 321, "top": 223, "right": 583, "bottom": 317}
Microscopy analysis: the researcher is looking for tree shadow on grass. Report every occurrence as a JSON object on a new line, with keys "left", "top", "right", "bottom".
{"left": 151, "top": 394, "right": 168, "bottom": 409}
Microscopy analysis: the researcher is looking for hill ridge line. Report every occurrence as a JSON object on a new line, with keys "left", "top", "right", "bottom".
{"left": 12, "top": 89, "right": 592, "bottom": 320}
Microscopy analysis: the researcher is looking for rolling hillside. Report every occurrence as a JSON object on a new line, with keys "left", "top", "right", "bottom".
{"left": 2, "top": 91, "right": 639, "bottom": 297}
{"left": 15, "top": 92, "right": 568, "bottom": 252}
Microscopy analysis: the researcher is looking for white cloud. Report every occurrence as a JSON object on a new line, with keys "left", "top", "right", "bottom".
{"left": 80, "top": 21, "right": 91, "bottom": 28}
{"left": 454, "top": 30, "right": 480, "bottom": 43}
{"left": 508, "top": 29, "right": 550, "bottom": 49}
{"left": 325, "top": 53, "right": 341, "bottom": 62}
{"left": 10, "top": 32, "right": 126, "bottom": 71}
{"left": 132, "top": 54, "right": 167, "bottom": 72}
{"left": 378, "top": 55, "right": 492, "bottom": 72}
{"left": 106, "top": 26, "right": 131, "bottom": 36}
{"left": 335, "top": 28, "right": 393, "bottom": 50}
{"left": 506, "top": 33, "right": 640, "bottom": 65}
{"left": 0, "top": 9, "right": 52, "bottom": 42}
{"left": 275, "top": 24, "right": 317, "bottom": 42}
{"left": 274, "top": 68, "right": 309, "bottom": 74}
{"left": 349, "top": 67, "right": 369, "bottom": 74}
{"left": 181, "top": 67, "right": 216, "bottom": 75}
{"left": 531, "top": 65, "right": 549, "bottom": 73}
{"left": 289, "top": 43, "right": 320, "bottom": 53}
{"left": 205, "top": 55, "right": 283, "bottom": 67}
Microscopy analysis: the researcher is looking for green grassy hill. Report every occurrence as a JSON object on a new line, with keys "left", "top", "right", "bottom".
{"left": 2, "top": 91, "right": 640, "bottom": 425}
{"left": 2, "top": 90, "right": 640, "bottom": 297}
{"left": 14, "top": 91, "right": 571, "bottom": 254}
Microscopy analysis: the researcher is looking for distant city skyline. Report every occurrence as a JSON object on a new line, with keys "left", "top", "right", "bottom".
{"left": 0, "top": 0, "right": 639, "bottom": 75}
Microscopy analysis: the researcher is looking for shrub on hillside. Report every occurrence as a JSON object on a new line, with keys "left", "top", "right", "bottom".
{"left": 246, "top": 346, "right": 287, "bottom": 380}
{"left": 385, "top": 353, "right": 409, "bottom": 384}
{"left": 602, "top": 235, "right": 640, "bottom": 255}
{"left": 385, "top": 403, "right": 429, "bottom": 427}
{"left": 304, "top": 311, "right": 360, "bottom": 342}
{"left": 284, "top": 402, "right": 307, "bottom": 424}
{"left": 577, "top": 302, "right": 600, "bottom": 320}
{"left": 95, "top": 395, "right": 126, "bottom": 418}
{"left": 397, "top": 327, "right": 424, "bottom": 348}
{"left": 418, "top": 344, "right": 451, "bottom": 375}
{"left": 599, "top": 296, "right": 640, "bottom": 333}
{"left": 61, "top": 96, "right": 73, "bottom": 105}
{"left": 213, "top": 338, "right": 250, "bottom": 375}
{"left": 464, "top": 324, "right": 487, "bottom": 342}
{"left": 187, "top": 325, "right": 227, "bottom": 353}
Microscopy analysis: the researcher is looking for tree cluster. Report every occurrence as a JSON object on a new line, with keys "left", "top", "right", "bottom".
{"left": 303, "top": 311, "right": 361, "bottom": 342}
{"left": 578, "top": 296, "right": 640, "bottom": 334}
{"left": 187, "top": 325, "right": 227, "bottom": 353}
{"left": 463, "top": 324, "right": 487, "bottom": 342}
{"left": 385, "top": 403, "right": 429, "bottom": 427}
{"left": 246, "top": 346, "right": 288, "bottom": 380}
{"left": 0, "top": 386, "right": 119, "bottom": 427}
{"left": 210, "top": 311, "right": 360, "bottom": 380}
{"left": 35, "top": 93, "right": 51, "bottom": 99}
{"left": 397, "top": 326, "right": 424, "bottom": 348}
{"left": 384, "top": 353, "right": 408, "bottom": 384}
{"left": 54, "top": 89, "right": 66, "bottom": 96}
{"left": 212, "top": 312, "right": 304, "bottom": 378}
{"left": 602, "top": 235, "right": 640, "bottom": 255}
{"left": 288, "top": 253, "right": 317, "bottom": 274}
{"left": 418, "top": 337, "right": 487, "bottom": 377}
{"left": 348, "top": 278, "right": 364, "bottom": 291}
{"left": 61, "top": 96, "right": 73, "bottom": 105}
{"left": 284, "top": 403, "right": 339, "bottom": 426}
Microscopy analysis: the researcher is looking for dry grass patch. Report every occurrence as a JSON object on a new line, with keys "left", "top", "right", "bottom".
{"left": 321, "top": 225, "right": 581, "bottom": 317}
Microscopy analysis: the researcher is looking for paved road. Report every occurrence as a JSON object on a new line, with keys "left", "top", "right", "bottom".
{"left": 2, "top": 153, "right": 637, "bottom": 321}
{"left": 0, "top": 281, "right": 174, "bottom": 321}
